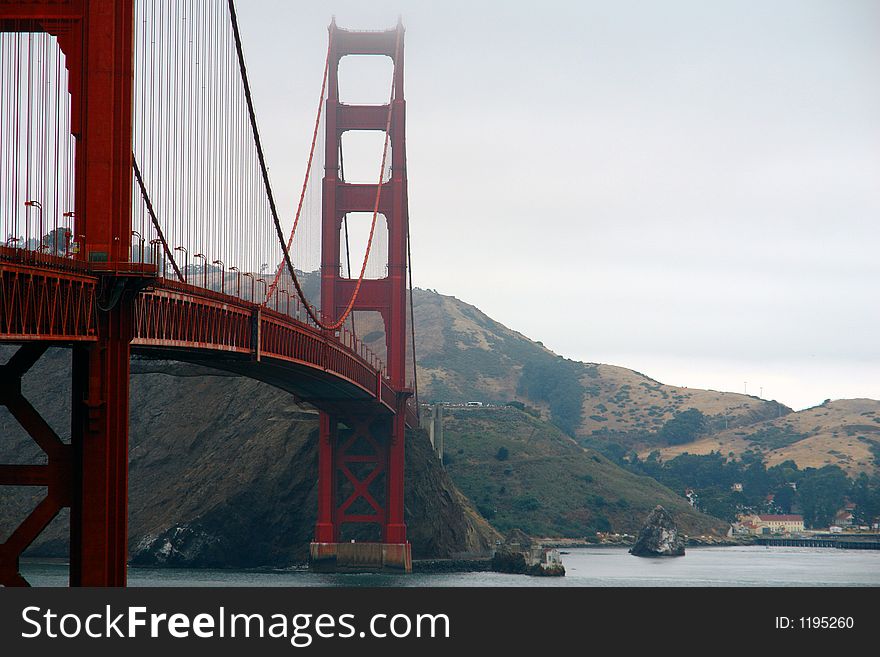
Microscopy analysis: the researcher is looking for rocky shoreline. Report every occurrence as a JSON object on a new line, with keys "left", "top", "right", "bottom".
{"left": 540, "top": 534, "right": 749, "bottom": 549}
{"left": 414, "top": 558, "right": 493, "bottom": 573}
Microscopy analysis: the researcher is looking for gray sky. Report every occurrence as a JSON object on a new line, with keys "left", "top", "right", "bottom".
{"left": 237, "top": 0, "right": 880, "bottom": 410}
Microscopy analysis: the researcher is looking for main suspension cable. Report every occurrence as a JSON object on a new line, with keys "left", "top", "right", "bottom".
{"left": 132, "top": 155, "right": 184, "bottom": 282}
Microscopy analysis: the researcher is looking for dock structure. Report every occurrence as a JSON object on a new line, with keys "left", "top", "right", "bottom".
{"left": 755, "top": 536, "right": 880, "bottom": 550}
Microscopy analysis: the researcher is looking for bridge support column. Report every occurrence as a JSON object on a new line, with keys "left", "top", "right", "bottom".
{"left": 384, "top": 400, "right": 407, "bottom": 545}
{"left": 314, "top": 413, "right": 338, "bottom": 543}
{"left": 1, "top": 0, "right": 137, "bottom": 587}
{"left": 0, "top": 332, "right": 133, "bottom": 587}
{"left": 70, "top": 296, "right": 133, "bottom": 586}
{"left": 310, "top": 409, "right": 411, "bottom": 573}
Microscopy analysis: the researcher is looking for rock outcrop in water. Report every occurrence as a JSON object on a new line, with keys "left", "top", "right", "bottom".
{"left": 629, "top": 505, "right": 686, "bottom": 557}
{"left": 491, "top": 529, "right": 565, "bottom": 576}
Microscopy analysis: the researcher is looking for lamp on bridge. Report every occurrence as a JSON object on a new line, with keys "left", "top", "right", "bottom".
{"left": 212, "top": 260, "right": 226, "bottom": 294}
{"left": 256, "top": 277, "right": 267, "bottom": 304}
{"left": 131, "top": 231, "right": 144, "bottom": 264}
{"left": 230, "top": 266, "right": 242, "bottom": 298}
{"left": 194, "top": 253, "right": 207, "bottom": 288}
{"left": 149, "top": 239, "right": 163, "bottom": 276}
{"left": 242, "top": 271, "right": 255, "bottom": 302}
{"left": 24, "top": 200, "right": 43, "bottom": 252}
{"left": 174, "top": 246, "right": 188, "bottom": 282}
{"left": 278, "top": 289, "right": 290, "bottom": 315}
{"left": 62, "top": 212, "right": 75, "bottom": 256}
{"left": 5, "top": 237, "right": 20, "bottom": 248}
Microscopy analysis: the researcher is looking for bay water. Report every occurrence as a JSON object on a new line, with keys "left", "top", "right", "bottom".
{"left": 20, "top": 545, "right": 880, "bottom": 587}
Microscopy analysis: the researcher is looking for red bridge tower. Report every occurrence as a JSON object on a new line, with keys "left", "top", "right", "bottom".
{"left": 0, "top": 0, "right": 144, "bottom": 586}
{"left": 311, "top": 19, "right": 413, "bottom": 572}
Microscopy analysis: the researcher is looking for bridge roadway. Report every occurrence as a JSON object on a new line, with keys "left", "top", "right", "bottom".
{"left": 0, "top": 247, "right": 416, "bottom": 426}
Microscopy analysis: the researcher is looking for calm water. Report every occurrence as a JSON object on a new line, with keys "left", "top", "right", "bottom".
{"left": 20, "top": 546, "right": 880, "bottom": 587}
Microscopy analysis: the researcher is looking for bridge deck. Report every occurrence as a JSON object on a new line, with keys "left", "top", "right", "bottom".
{"left": 0, "top": 251, "right": 415, "bottom": 425}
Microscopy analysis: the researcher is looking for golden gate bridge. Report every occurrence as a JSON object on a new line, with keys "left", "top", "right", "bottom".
{"left": 0, "top": 0, "right": 418, "bottom": 585}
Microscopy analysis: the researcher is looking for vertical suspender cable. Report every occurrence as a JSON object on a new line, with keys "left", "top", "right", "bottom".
{"left": 407, "top": 216, "right": 419, "bottom": 417}
{"left": 227, "top": 0, "right": 322, "bottom": 323}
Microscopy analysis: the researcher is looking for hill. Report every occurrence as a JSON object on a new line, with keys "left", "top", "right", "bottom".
{"left": 646, "top": 398, "right": 880, "bottom": 476}
{"left": 440, "top": 406, "right": 727, "bottom": 538}
{"left": 398, "top": 288, "right": 789, "bottom": 439}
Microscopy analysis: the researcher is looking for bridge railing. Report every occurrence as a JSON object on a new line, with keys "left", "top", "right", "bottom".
{"left": 132, "top": 286, "right": 252, "bottom": 353}
{"left": 0, "top": 246, "right": 98, "bottom": 341}
{"left": 133, "top": 278, "right": 401, "bottom": 415}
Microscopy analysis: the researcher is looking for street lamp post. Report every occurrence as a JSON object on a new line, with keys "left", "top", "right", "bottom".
{"left": 279, "top": 289, "right": 290, "bottom": 316}
{"left": 24, "top": 200, "right": 43, "bottom": 252}
{"left": 131, "top": 230, "right": 144, "bottom": 264}
{"left": 229, "top": 266, "right": 241, "bottom": 298}
{"left": 62, "top": 212, "right": 75, "bottom": 256}
{"left": 243, "top": 272, "right": 255, "bottom": 302}
{"left": 149, "top": 239, "right": 164, "bottom": 277}
{"left": 194, "top": 253, "right": 207, "bottom": 288}
{"left": 256, "top": 278, "right": 266, "bottom": 304}
{"left": 174, "top": 246, "right": 189, "bottom": 282}
{"left": 212, "top": 260, "right": 226, "bottom": 294}
{"left": 5, "top": 237, "right": 20, "bottom": 248}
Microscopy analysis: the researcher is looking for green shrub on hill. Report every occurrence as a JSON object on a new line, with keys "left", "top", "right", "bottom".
{"left": 518, "top": 357, "right": 584, "bottom": 436}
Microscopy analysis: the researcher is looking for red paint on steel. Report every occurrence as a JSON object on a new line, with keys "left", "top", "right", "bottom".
{"left": 0, "top": 0, "right": 136, "bottom": 587}
{"left": 69, "top": 296, "right": 133, "bottom": 586}
{"left": 0, "top": 260, "right": 97, "bottom": 341}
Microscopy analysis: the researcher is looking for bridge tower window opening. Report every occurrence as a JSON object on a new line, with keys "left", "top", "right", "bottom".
{"left": 337, "top": 54, "right": 394, "bottom": 106}
{"left": 339, "top": 130, "right": 392, "bottom": 184}
{"left": 339, "top": 212, "right": 388, "bottom": 280}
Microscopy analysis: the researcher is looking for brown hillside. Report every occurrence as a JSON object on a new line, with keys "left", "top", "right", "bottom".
{"left": 646, "top": 399, "right": 880, "bottom": 476}
{"left": 364, "top": 288, "right": 789, "bottom": 439}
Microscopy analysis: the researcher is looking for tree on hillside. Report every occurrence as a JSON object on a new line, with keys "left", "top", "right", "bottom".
{"left": 518, "top": 357, "right": 584, "bottom": 436}
{"left": 771, "top": 484, "right": 796, "bottom": 514}
{"left": 798, "top": 466, "right": 849, "bottom": 528}
{"left": 851, "top": 473, "right": 880, "bottom": 526}
{"left": 658, "top": 408, "right": 707, "bottom": 445}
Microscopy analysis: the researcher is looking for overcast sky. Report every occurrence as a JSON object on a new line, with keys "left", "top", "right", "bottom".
{"left": 236, "top": 0, "right": 880, "bottom": 411}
